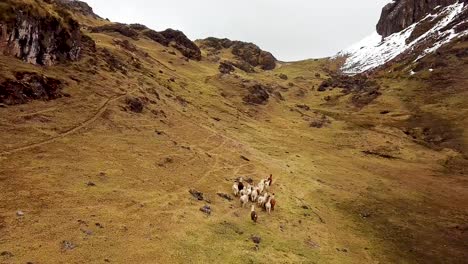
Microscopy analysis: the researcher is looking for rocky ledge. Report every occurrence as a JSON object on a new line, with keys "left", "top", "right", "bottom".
{"left": 198, "top": 37, "right": 277, "bottom": 70}
{"left": 376, "top": 0, "right": 465, "bottom": 37}
{"left": 0, "top": 0, "right": 85, "bottom": 65}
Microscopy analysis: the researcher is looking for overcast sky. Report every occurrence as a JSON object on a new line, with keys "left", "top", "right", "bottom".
{"left": 84, "top": 0, "right": 391, "bottom": 61}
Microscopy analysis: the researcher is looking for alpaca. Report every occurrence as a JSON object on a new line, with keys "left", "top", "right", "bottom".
{"left": 232, "top": 182, "right": 239, "bottom": 196}
{"left": 250, "top": 187, "right": 259, "bottom": 202}
{"left": 270, "top": 194, "right": 276, "bottom": 211}
{"left": 240, "top": 193, "right": 249, "bottom": 208}
{"left": 265, "top": 195, "right": 272, "bottom": 214}
{"left": 251, "top": 205, "right": 258, "bottom": 223}
{"left": 257, "top": 192, "right": 268, "bottom": 207}
{"left": 258, "top": 181, "right": 265, "bottom": 194}
{"left": 264, "top": 179, "right": 271, "bottom": 191}
{"left": 238, "top": 177, "right": 244, "bottom": 192}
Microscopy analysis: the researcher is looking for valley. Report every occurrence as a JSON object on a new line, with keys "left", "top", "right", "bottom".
{"left": 0, "top": 0, "right": 467, "bottom": 263}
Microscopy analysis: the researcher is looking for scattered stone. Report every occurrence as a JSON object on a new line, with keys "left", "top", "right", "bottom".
{"left": 125, "top": 97, "right": 145, "bottom": 113}
{"left": 0, "top": 251, "right": 13, "bottom": 258}
{"left": 305, "top": 239, "right": 320, "bottom": 249}
{"left": 296, "top": 104, "right": 310, "bottom": 111}
{"left": 217, "top": 193, "right": 233, "bottom": 201}
{"left": 60, "top": 240, "right": 77, "bottom": 251}
{"left": 189, "top": 189, "right": 204, "bottom": 201}
{"left": 80, "top": 228, "right": 93, "bottom": 236}
{"left": 251, "top": 235, "right": 261, "bottom": 244}
{"left": 279, "top": 73, "right": 288, "bottom": 80}
{"left": 315, "top": 73, "right": 321, "bottom": 78}
{"left": 243, "top": 84, "right": 270, "bottom": 105}
{"left": 200, "top": 205, "right": 211, "bottom": 215}
{"left": 380, "top": 110, "right": 390, "bottom": 114}
{"left": 95, "top": 223, "right": 104, "bottom": 228}
{"left": 219, "top": 61, "right": 235, "bottom": 74}
{"left": 301, "top": 205, "right": 310, "bottom": 209}
{"left": 360, "top": 211, "right": 372, "bottom": 218}
{"left": 16, "top": 210, "right": 24, "bottom": 217}
{"left": 240, "top": 155, "right": 250, "bottom": 162}
{"left": 86, "top": 182, "right": 96, "bottom": 187}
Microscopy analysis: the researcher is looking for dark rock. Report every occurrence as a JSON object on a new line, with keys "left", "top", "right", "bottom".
{"left": 310, "top": 115, "right": 331, "bottom": 128}
{"left": 279, "top": 73, "right": 288, "bottom": 80}
{"left": 296, "top": 104, "right": 311, "bottom": 111}
{"left": 301, "top": 205, "right": 310, "bottom": 209}
{"left": 251, "top": 235, "right": 261, "bottom": 244}
{"left": 318, "top": 74, "right": 381, "bottom": 107}
{"left": 243, "top": 84, "right": 270, "bottom": 105}
{"left": 86, "top": 182, "right": 96, "bottom": 187}
{"left": 240, "top": 155, "right": 250, "bottom": 161}
{"left": 125, "top": 97, "right": 145, "bottom": 113}
{"left": 57, "top": 0, "right": 100, "bottom": 18}
{"left": 92, "top": 23, "right": 139, "bottom": 39}
{"left": 199, "top": 38, "right": 276, "bottom": 70}
{"left": 0, "top": 251, "right": 13, "bottom": 258}
{"left": 158, "top": 29, "right": 201, "bottom": 60}
{"left": 219, "top": 61, "right": 235, "bottom": 74}
{"left": 217, "top": 193, "right": 233, "bottom": 201}
{"left": 189, "top": 189, "right": 204, "bottom": 201}
{"left": 0, "top": 72, "right": 63, "bottom": 105}
{"left": 100, "top": 48, "right": 127, "bottom": 74}
{"left": 200, "top": 205, "right": 211, "bottom": 215}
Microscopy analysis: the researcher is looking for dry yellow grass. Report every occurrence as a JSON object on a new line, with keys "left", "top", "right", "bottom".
{"left": 0, "top": 8, "right": 467, "bottom": 264}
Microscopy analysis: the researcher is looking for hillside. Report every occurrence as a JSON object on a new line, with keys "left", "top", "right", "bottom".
{"left": 0, "top": 0, "right": 467, "bottom": 263}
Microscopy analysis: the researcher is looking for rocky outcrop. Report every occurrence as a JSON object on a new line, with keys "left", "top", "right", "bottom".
{"left": 0, "top": 0, "right": 83, "bottom": 65}
{"left": 0, "top": 72, "right": 63, "bottom": 105}
{"left": 198, "top": 37, "right": 277, "bottom": 70}
{"left": 376, "top": 0, "right": 464, "bottom": 37}
{"left": 243, "top": 84, "right": 270, "bottom": 105}
{"left": 158, "top": 29, "right": 201, "bottom": 60}
{"left": 218, "top": 61, "right": 235, "bottom": 74}
{"left": 318, "top": 74, "right": 381, "bottom": 107}
{"left": 93, "top": 23, "right": 201, "bottom": 60}
{"left": 56, "top": 0, "right": 100, "bottom": 18}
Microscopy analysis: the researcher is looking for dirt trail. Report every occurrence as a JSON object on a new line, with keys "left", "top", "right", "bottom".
{"left": 0, "top": 92, "right": 131, "bottom": 156}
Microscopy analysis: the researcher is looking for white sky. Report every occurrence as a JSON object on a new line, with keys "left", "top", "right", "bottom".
{"left": 84, "top": 0, "right": 391, "bottom": 61}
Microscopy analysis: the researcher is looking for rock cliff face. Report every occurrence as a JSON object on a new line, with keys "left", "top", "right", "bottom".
{"left": 56, "top": 0, "right": 100, "bottom": 18}
{"left": 0, "top": 1, "right": 83, "bottom": 65}
{"left": 92, "top": 24, "right": 202, "bottom": 60}
{"left": 376, "top": 0, "right": 466, "bottom": 37}
{"left": 339, "top": 1, "right": 467, "bottom": 74}
{"left": 198, "top": 37, "right": 277, "bottom": 70}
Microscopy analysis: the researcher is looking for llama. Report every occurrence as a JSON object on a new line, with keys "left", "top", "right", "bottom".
{"left": 265, "top": 195, "right": 273, "bottom": 214}
{"left": 257, "top": 192, "right": 268, "bottom": 207}
{"left": 232, "top": 182, "right": 239, "bottom": 196}
{"left": 240, "top": 193, "right": 249, "bottom": 208}
{"left": 251, "top": 205, "right": 258, "bottom": 223}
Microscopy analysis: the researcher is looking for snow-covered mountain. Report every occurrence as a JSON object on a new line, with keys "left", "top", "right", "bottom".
{"left": 338, "top": 1, "right": 467, "bottom": 74}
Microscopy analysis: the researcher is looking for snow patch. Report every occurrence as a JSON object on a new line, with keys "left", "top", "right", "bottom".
{"left": 337, "top": 2, "right": 467, "bottom": 74}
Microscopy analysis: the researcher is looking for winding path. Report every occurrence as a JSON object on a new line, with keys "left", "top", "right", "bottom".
{"left": 0, "top": 92, "right": 130, "bottom": 156}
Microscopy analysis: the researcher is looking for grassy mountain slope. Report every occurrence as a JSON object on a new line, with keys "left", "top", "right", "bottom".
{"left": 0, "top": 1, "right": 467, "bottom": 263}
